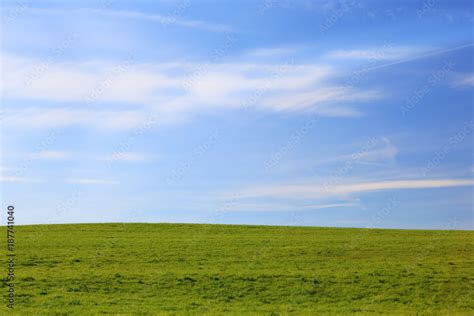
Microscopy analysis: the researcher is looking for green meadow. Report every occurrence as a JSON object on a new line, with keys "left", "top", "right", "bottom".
{"left": 1, "top": 223, "right": 473, "bottom": 315}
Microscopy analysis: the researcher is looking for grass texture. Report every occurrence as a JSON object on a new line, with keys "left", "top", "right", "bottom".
{"left": 1, "top": 223, "right": 472, "bottom": 315}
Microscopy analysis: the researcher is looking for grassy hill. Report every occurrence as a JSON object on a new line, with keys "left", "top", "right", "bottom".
{"left": 1, "top": 223, "right": 473, "bottom": 315}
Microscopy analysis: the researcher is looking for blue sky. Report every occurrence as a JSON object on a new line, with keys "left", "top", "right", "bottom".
{"left": 0, "top": 0, "right": 473, "bottom": 229}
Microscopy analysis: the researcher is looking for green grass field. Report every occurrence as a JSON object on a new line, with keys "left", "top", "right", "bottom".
{"left": 1, "top": 223, "right": 473, "bottom": 315}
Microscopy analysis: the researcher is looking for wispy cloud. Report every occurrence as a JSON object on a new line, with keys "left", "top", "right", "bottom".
{"left": 333, "top": 137, "right": 398, "bottom": 165}
{"left": 1, "top": 55, "right": 383, "bottom": 130}
{"left": 0, "top": 176, "right": 44, "bottom": 183}
{"left": 261, "top": 87, "right": 380, "bottom": 114}
{"left": 455, "top": 73, "right": 474, "bottom": 87}
{"left": 1, "top": 55, "right": 328, "bottom": 104}
{"left": 2, "top": 107, "right": 152, "bottom": 130}
{"left": 30, "top": 150, "right": 69, "bottom": 160}
{"left": 234, "top": 178, "right": 474, "bottom": 200}
{"left": 327, "top": 46, "right": 426, "bottom": 61}
{"left": 0, "top": 166, "right": 14, "bottom": 173}
{"left": 99, "top": 9, "right": 233, "bottom": 32}
{"left": 66, "top": 178, "right": 119, "bottom": 185}
{"left": 221, "top": 202, "right": 357, "bottom": 212}
{"left": 1, "top": 54, "right": 176, "bottom": 104}
{"left": 18, "top": 7, "right": 232, "bottom": 32}
{"left": 23, "top": 151, "right": 154, "bottom": 162}
{"left": 105, "top": 152, "right": 155, "bottom": 162}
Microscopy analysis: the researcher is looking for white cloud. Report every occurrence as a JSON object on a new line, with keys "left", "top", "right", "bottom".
{"left": 456, "top": 73, "right": 474, "bottom": 87}
{"left": 2, "top": 55, "right": 333, "bottom": 106}
{"left": 261, "top": 87, "right": 381, "bottom": 114}
{"left": 17, "top": 7, "right": 232, "bottom": 32}
{"left": 327, "top": 46, "right": 425, "bottom": 61}
{"left": 2, "top": 107, "right": 153, "bottom": 130}
{"left": 30, "top": 150, "right": 69, "bottom": 160}
{"left": 336, "top": 137, "right": 398, "bottom": 165}
{"left": 358, "top": 141, "right": 398, "bottom": 163}
{"left": 0, "top": 166, "right": 13, "bottom": 173}
{"left": 0, "top": 176, "right": 44, "bottom": 183}
{"left": 66, "top": 178, "right": 119, "bottom": 185}
{"left": 221, "top": 202, "right": 356, "bottom": 212}
{"left": 100, "top": 9, "right": 233, "bottom": 32}
{"left": 105, "top": 152, "right": 154, "bottom": 162}
{"left": 300, "top": 203, "right": 357, "bottom": 210}
{"left": 24, "top": 150, "right": 154, "bottom": 162}
{"left": 2, "top": 54, "right": 178, "bottom": 104}
{"left": 1, "top": 54, "right": 384, "bottom": 130}
{"left": 234, "top": 179, "right": 474, "bottom": 200}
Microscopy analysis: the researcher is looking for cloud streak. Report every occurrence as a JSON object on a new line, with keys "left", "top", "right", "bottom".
{"left": 105, "top": 152, "right": 155, "bottom": 162}
{"left": 221, "top": 202, "right": 357, "bottom": 212}
{"left": 327, "top": 46, "right": 426, "bottom": 61}
{"left": 1, "top": 107, "right": 152, "bottom": 130}
{"left": 0, "top": 176, "right": 44, "bottom": 183}
{"left": 234, "top": 178, "right": 474, "bottom": 200}
{"left": 66, "top": 178, "right": 119, "bottom": 185}
{"left": 455, "top": 73, "right": 474, "bottom": 87}
{"left": 30, "top": 150, "right": 69, "bottom": 160}
{"left": 15, "top": 7, "right": 232, "bottom": 32}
